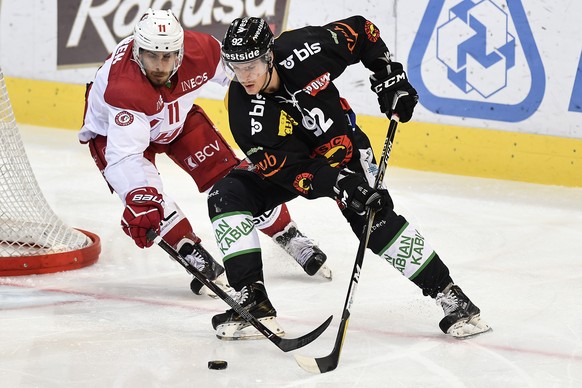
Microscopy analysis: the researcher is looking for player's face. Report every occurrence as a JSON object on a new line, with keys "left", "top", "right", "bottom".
{"left": 229, "top": 59, "right": 269, "bottom": 94}
{"left": 140, "top": 50, "right": 179, "bottom": 86}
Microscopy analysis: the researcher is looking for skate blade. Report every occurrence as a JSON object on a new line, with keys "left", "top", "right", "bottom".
{"left": 215, "top": 316, "right": 285, "bottom": 341}
{"left": 316, "top": 264, "right": 333, "bottom": 280}
{"left": 448, "top": 314, "right": 491, "bottom": 338}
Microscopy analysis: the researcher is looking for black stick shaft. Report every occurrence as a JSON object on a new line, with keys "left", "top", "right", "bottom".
{"left": 147, "top": 229, "right": 332, "bottom": 352}
{"left": 295, "top": 116, "right": 399, "bottom": 373}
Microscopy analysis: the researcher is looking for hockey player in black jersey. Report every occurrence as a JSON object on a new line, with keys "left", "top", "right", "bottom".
{"left": 208, "top": 16, "right": 490, "bottom": 340}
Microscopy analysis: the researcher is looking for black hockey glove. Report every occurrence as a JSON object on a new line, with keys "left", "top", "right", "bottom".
{"left": 370, "top": 60, "right": 418, "bottom": 123}
{"left": 334, "top": 169, "right": 393, "bottom": 214}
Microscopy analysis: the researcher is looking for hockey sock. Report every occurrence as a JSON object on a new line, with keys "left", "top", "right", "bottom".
{"left": 159, "top": 196, "right": 201, "bottom": 246}
{"left": 212, "top": 212, "right": 264, "bottom": 290}
{"left": 412, "top": 255, "right": 453, "bottom": 298}
{"left": 161, "top": 218, "right": 201, "bottom": 247}
{"left": 253, "top": 203, "right": 291, "bottom": 237}
{"left": 377, "top": 221, "right": 439, "bottom": 283}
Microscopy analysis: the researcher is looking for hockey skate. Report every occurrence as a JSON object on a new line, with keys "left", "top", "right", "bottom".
{"left": 273, "top": 222, "right": 332, "bottom": 279}
{"left": 212, "top": 281, "right": 284, "bottom": 340}
{"left": 436, "top": 283, "right": 491, "bottom": 338}
{"left": 176, "top": 239, "right": 231, "bottom": 298}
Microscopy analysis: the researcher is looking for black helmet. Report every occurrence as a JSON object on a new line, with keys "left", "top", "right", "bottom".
{"left": 221, "top": 17, "right": 274, "bottom": 64}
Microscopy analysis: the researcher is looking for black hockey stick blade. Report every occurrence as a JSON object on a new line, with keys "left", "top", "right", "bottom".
{"left": 294, "top": 115, "right": 400, "bottom": 373}
{"left": 273, "top": 314, "right": 333, "bottom": 352}
{"left": 294, "top": 309, "right": 351, "bottom": 373}
{"left": 146, "top": 229, "right": 332, "bottom": 352}
{"left": 294, "top": 232, "right": 367, "bottom": 373}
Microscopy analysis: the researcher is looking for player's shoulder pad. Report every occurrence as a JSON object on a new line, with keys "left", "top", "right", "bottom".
{"left": 183, "top": 30, "right": 221, "bottom": 63}
{"left": 104, "top": 73, "right": 161, "bottom": 115}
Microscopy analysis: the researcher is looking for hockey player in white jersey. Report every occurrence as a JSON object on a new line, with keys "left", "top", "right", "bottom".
{"left": 79, "top": 9, "right": 331, "bottom": 297}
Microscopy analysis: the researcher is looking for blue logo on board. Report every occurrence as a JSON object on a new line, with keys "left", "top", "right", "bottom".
{"left": 569, "top": 53, "right": 582, "bottom": 112}
{"left": 408, "top": 0, "right": 545, "bottom": 122}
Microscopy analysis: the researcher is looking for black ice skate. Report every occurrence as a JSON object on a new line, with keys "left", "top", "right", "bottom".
{"left": 176, "top": 239, "right": 230, "bottom": 297}
{"left": 273, "top": 221, "right": 332, "bottom": 279}
{"left": 436, "top": 283, "right": 491, "bottom": 338}
{"left": 212, "top": 281, "right": 284, "bottom": 340}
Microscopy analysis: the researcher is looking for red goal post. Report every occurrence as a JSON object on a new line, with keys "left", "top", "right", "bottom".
{"left": 0, "top": 68, "right": 100, "bottom": 275}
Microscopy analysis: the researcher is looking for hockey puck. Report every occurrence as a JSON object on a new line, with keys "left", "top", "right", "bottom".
{"left": 208, "top": 360, "right": 228, "bottom": 370}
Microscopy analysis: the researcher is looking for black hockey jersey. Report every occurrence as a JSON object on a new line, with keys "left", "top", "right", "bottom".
{"left": 226, "top": 16, "right": 390, "bottom": 199}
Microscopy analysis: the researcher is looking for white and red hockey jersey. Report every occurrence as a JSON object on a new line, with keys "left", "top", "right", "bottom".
{"left": 79, "top": 30, "right": 230, "bottom": 198}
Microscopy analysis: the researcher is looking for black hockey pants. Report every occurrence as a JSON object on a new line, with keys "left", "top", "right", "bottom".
{"left": 207, "top": 169, "right": 452, "bottom": 297}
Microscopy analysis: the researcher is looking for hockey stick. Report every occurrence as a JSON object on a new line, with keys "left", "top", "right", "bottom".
{"left": 294, "top": 95, "right": 403, "bottom": 373}
{"left": 146, "top": 229, "right": 333, "bottom": 352}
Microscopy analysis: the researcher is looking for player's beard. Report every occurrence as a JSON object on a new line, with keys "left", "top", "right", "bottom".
{"left": 147, "top": 70, "right": 171, "bottom": 87}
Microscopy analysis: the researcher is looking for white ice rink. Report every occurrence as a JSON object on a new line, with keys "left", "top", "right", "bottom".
{"left": 1, "top": 124, "right": 582, "bottom": 387}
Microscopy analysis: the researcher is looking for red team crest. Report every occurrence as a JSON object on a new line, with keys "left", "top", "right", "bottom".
{"left": 114, "top": 111, "right": 134, "bottom": 126}
{"left": 364, "top": 20, "right": 380, "bottom": 42}
{"left": 293, "top": 172, "right": 314, "bottom": 194}
{"left": 312, "top": 135, "right": 353, "bottom": 168}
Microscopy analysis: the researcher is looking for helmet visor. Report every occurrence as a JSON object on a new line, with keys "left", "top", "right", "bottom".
{"left": 223, "top": 53, "right": 270, "bottom": 83}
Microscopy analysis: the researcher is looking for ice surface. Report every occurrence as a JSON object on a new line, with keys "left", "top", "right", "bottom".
{"left": 1, "top": 125, "right": 581, "bottom": 387}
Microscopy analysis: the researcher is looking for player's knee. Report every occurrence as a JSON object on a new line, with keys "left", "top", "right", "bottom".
{"left": 208, "top": 177, "right": 249, "bottom": 217}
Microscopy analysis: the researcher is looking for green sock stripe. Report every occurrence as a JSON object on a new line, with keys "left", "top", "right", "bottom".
{"left": 223, "top": 248, "right": 262, "bottom": 262}
{"left": 409, "top": 251, "right": 436, "bottom": 281}
{"left": 211, "top": 211, "right": 253, "bottom": 223}
{"left": 378, "top": 221, "right": 410, "bottom": 256}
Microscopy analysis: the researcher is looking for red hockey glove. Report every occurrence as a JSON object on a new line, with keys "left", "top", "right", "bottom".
{"left": 334, "top": 169, "right": 393, "bottom": 214}
{"left": 121, "top": 187, "right": 164, "bottom": 248}
{"left": 370, "top": 60, "right": 418, "bottom": 123}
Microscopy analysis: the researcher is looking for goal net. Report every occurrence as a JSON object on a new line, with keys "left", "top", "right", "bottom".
{"left": 0, "top": 68, "right": 100, "bottom": 275}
